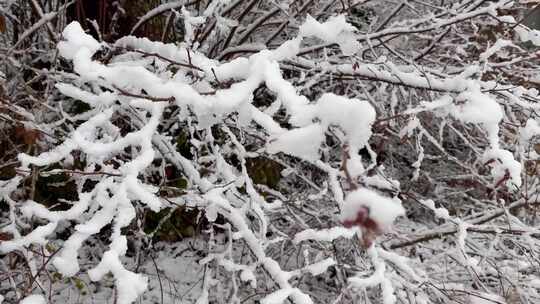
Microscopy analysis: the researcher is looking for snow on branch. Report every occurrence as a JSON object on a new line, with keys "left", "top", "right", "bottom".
{"left": 2, "top": 0, "right": 540, "bottom": 303}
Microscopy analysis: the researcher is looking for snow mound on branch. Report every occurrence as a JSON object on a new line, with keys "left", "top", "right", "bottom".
{"left": 300, "top": 15, "right": 360, "bottom": 56}
{"left": 479, "top": 39, "right": 515, "bottom": 61}
{"left": 267, "top": 124, "right": 325, "bottom": 161}
{"left": 267, "top": 93, "right": 376, "bottom": 161}
{"left": 521, "top": 119, "right": 540, "bottom": 146}
{"left": 340, "top": 189, "right": 405, "bottom": 231}
{"left": 449, "top": 88, "right": 503, "bottom": 146}
{"left": 515, "top": 26, "right": 540, "bottom": 46}
{"left": 0, "top": 222, "right": 57, "bottom": 253}
{"left": 57, "top": 22, "right": 101, "bottom": 59}
{"left": 483, "top": 148, "right": 522, "bottom": 188}
{"left": 316, "top": 93, "right": 376, "bottom": 149}
{"left": 293, "top": 226, "right": 359, "bottom": 243}
{"left": 441, "top": 85, "right": 522, "bottom": 188}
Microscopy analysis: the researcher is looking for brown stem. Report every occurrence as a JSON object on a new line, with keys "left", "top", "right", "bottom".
{"left": 120, "top": 47, "right": 204, "bottom": 71}
{"left": 113, "top": 85, "right": 175, "bottom": 102}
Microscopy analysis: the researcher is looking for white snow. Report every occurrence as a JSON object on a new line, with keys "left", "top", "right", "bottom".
{"left": 420, "top": 199, "right": 450, "bottom": 220}
{"left": 181, "top": 6, "right": 206, "bottom": 46}
{"left": 299, "top": 15, "right": 360, "bottom": 55}
{"left": 515, "top": 26, "right": 540, "bottom": 46}
{"left": 422, "top": 83, "right": 524, "bottom": 188}
{"left": 377, "top": 248, "right": 424, "bottom": 282}
{"left": 204, "top": 189, "right": 314, "bottom": 304}
{"left": 316, "top": 93, "right": 376, "bottom": 150}
{"left": 20, "top": 295, "right": 46, "bottom": 304}
{"left": 55, "top": 83, "right": 117, "bottom": 107}
{"left": 88, "top": 249, "right": 148, "bottom": 304}
{"left": 340, "top": 188, "right": 405, "bottom": 231}
{"left": 449, "top": 86, "right": 503, "bottom": 147}
{"left": 57, "top": 22, "right": 101, "bottom": 60}
{"left": 348, "top": 246, "right": 396, "bottom": 304}
{"left": 521, "top": 119, "right": 540, "bottom": 147}
{"left": 6, "top": 8, "right": 530, "bottom": 304}
{"left": 272, "top": 37, "right": 302, "bottom": 61}
{"left": 479, "top": 39, "right": 515, "bottom": 61}
{"left": 469, "top": 293, "right": 506, "bottom": 304}
{"left": 0, "top": 222, "right": 57, "bottom": 253}
{"left": 260, "top": 288, "right": 295, "bottom": 304}
{"left": 483, "top": 148, "right": 522, "bottom": 188}
{"left": 267, "top": 124, "right": 325, "bottom": 161}
{"left": 267, "top": 92, "right": 376, "bottom": 162}
{"left": 301, "top": 258, "right": 336, "bottom": 276}
{"left": 293, "top": 226, "right": 359, "bottom": 243}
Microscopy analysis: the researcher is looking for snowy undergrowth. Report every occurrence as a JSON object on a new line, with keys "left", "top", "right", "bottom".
{"left": 1, "top": 1, "right": 540, "bottom": 304}
{"left": 2, "top": 18, "right": 389, "bottom": 304}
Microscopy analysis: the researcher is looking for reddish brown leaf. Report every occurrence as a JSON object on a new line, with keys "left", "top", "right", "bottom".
{"left": 0, "top": 232, "right": 13, "bottom": 241}
{"left": 15, "top": 126, "right": 41, "bottom": 145}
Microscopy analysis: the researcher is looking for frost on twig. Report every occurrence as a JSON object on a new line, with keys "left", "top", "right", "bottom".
{"left": 1, "top": 1, "right": 540, "bottom": 303}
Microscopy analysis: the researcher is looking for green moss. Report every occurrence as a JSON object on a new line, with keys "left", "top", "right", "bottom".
{"left": 174, "top": 177, "right": 188, "bottom": 189}
{"left": 46, "top": 243, "right": 56, "bottom": 252}
{"left": 52, "top": 272, "right": 63, "bottom": 282}
{"left": 72, "top": 277, "right": 85, "bottom": 292}
{"left": 175, "top": 130, "right": 193, "bottom": 159}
